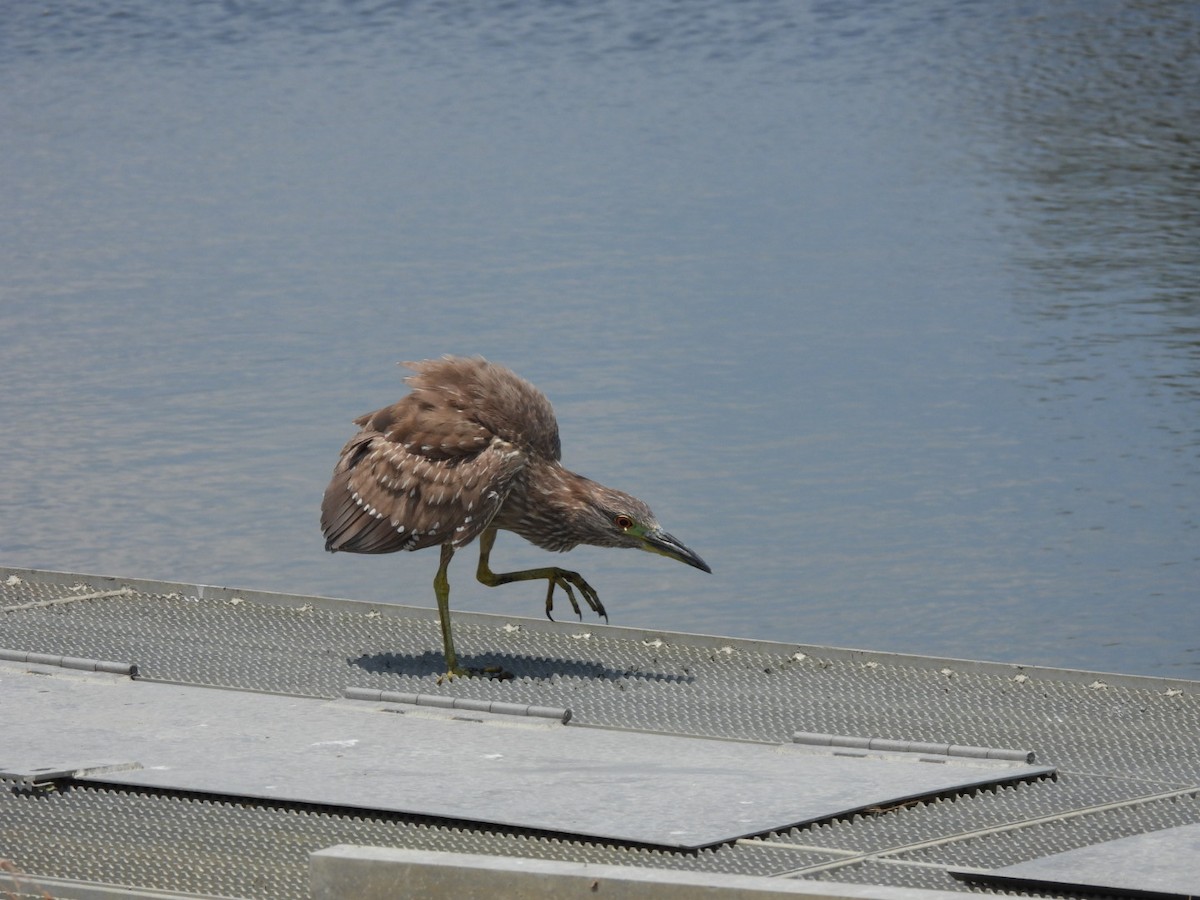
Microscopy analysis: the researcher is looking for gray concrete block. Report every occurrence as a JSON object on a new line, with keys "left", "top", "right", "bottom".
{"left": 309, "top": 846, "right": 968, "bottom": 900}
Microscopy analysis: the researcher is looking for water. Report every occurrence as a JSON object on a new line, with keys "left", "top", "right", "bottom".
{"left": 2, "top": 0, "right": 1197, "bottom": 678}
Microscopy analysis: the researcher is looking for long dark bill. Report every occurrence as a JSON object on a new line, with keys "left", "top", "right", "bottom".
{"left": 643, "top": 530, "right": 712, "bottom": 573}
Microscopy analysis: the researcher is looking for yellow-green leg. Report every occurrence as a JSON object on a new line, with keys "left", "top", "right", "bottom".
{"left": 475, "top": 527, "right": 608, "bottom": 622}
{"left": 433, "top": 542, "right": 467, "bottom": 680}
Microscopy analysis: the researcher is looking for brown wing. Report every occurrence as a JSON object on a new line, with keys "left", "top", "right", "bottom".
{"left": 321, "top": 394, "right": 526, "bottom": 554}
{"left": 404, "top": 356, "right": 561, "bottom": 462}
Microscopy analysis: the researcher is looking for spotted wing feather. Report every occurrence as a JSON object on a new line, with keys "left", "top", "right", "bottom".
{"left": 321, "top": 393, "right": 526, "bottom": 554}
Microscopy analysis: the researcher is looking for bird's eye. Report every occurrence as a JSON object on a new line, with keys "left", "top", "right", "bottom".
{"left": 614, "top": 515, "right": 634, "bottom": 531}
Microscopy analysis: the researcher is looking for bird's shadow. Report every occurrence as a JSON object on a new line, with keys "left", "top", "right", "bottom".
{"left": 352, "top": 651, "right": 695, "bottom": 684}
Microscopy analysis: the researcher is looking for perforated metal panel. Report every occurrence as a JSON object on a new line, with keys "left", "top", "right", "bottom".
{"left": 2, "top": 566, "right": 1198, "bottom": 899}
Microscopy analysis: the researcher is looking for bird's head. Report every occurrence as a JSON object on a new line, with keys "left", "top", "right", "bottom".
{"left": 574, "top": 483, "right": 711, "bottom": 573}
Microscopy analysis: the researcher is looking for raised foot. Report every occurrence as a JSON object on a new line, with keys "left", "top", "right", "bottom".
{"left": 544, "top": 569, "right": 608, "bottom": 624}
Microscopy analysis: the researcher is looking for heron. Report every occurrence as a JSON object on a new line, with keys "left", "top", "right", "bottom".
{"left": 320, "top": 355, "right": 711, "bottom": 678}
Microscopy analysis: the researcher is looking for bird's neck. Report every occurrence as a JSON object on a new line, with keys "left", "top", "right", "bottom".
{"left": 495, "top": 459, "right": 600, "bottom": 552}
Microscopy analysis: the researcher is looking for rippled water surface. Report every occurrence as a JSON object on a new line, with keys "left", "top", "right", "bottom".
{"left": 3, "top": 1, "right": 1198, "bottom": 676}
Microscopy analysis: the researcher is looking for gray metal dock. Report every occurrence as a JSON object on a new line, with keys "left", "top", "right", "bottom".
{"left": 1, "top": 566, "right": 1197, "bottom": 899}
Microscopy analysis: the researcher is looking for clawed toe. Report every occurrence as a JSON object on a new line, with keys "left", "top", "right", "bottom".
{"left": 437, "top": 664, "right": 513, "bottom": 682}
{"left": 543, "top": 570, "right": 605, "bottom": 624}
{"left": 436, "top": 666, "right": 470, "bottom": 684}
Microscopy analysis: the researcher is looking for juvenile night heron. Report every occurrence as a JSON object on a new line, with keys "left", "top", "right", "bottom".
{"left": 321, "top": 355, "right": 711, "bottom": 678}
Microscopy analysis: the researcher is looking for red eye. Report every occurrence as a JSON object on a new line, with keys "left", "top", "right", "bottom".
{"left": 614, "top": 515, "right": 633, "bottom": 530}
